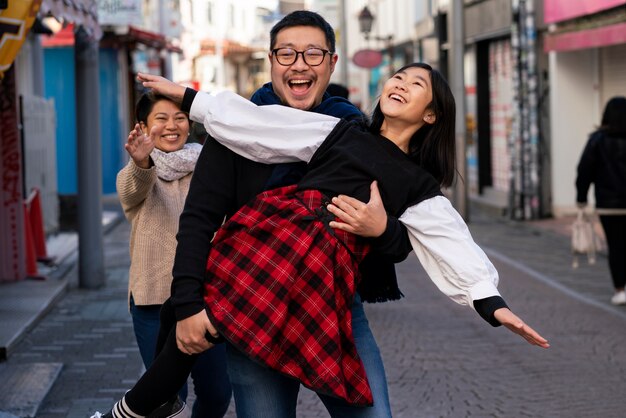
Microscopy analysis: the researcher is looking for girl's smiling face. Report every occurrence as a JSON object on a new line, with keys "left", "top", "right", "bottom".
{"left": 379, "top": 66, "right": 435, "bottom": 129}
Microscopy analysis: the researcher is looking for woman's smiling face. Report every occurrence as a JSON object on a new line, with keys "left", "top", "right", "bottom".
{"left": 143, "top": 99, "right": 190, "bottom": 153}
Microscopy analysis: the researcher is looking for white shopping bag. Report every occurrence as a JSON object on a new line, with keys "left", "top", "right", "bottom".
{"left": 571, "top": 208, "right": 602, "bottom": 268}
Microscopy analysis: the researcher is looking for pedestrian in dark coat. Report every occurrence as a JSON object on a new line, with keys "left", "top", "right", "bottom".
{"left": 576, "top": 96, "right": 626, "bottom": 305}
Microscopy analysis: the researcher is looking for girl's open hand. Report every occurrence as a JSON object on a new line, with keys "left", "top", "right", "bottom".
{"left": 137, "top": 72, "right": 186, "bottom": 104}
{"left": 494, "top": 307, "right": 550, "bottom": 349}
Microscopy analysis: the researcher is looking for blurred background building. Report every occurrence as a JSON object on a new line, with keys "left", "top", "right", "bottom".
{"left": 1, "top": 0, "right": 625, "bottom": 283}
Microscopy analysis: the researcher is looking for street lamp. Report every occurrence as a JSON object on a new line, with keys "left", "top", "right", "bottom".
{"left": 358, "top": 6, "right": 374, "bottom": 38}
{"left": 357, "top": 5, "right": 394, "bottom": 75}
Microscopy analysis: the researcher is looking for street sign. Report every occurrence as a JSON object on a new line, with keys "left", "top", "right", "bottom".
{"left": 352, "top": 49, "right": 382, "bottom": 69}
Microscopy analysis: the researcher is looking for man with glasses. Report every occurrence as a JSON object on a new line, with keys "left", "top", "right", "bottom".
{"left": 170, "top": 10, "right": 410, "bottom": 418}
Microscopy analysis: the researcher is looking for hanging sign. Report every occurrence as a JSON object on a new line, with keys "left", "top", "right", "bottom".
{"left": 98, "top": 0, "right": 142, "bottom": 26}
{"left": 352, "top": 49, "right": 383, "bottom": 69}
{"left": 0, "top": 0, "right": 41, "bottom": 78}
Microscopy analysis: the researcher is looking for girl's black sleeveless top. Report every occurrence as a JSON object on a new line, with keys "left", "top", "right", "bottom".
{"left": 298, "top": 119, "right": 442, "bottom": 217}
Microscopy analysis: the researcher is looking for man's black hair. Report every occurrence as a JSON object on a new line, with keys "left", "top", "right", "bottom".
{"left": 270, "top": 10, "right": 336, "bottom": 52}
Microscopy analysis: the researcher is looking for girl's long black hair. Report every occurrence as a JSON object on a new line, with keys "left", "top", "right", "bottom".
{"left": 369, "top": 63, "right": 457, "bottom": 188}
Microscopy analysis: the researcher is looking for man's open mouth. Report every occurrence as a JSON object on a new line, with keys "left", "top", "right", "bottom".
{"left": 289, "top": 79, "right": 312, "bottom": 93}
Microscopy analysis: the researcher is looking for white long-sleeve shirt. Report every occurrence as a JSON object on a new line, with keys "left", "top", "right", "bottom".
{"left": 189, "top": 90, "right": 501, "bottom": 308}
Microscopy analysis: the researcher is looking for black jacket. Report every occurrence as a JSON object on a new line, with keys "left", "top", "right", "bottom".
{"left": 576, "top": 130, "right": 626, "bottom": 208}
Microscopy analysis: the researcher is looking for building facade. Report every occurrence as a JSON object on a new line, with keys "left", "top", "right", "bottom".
{"left": 176, "top": 0, "right": 279, "bottom": 97}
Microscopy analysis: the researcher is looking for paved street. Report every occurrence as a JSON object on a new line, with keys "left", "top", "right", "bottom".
{"left": 3, "top": 207, "right": 626, "bottom": 418}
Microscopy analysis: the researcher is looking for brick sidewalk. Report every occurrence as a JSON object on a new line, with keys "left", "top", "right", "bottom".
{"left": 3, "top": 205, "right": 626, "bottom": 417}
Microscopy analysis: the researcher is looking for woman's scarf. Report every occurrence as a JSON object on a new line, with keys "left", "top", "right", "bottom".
{"left": 150, "top": 143, "right": 202, "bottom": 181}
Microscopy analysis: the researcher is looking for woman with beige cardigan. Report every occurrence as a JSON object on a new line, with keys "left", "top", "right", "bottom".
{"left": 116, "top": 92, "right": 231, "bottom": 418}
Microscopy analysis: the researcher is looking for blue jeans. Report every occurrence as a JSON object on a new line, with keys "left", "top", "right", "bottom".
{"left": 130, "top": 296, "right": 232, "bottom": 418}
{"left": 226, "top": 295, "right": 391, "bottom": 418}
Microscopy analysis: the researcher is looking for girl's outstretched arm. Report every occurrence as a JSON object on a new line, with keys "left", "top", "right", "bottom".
{"left": 399, "top": 195, "right": 549, "bottom": 349}
{"left": 138, "top": 72, "right": 338, "bottom": 164}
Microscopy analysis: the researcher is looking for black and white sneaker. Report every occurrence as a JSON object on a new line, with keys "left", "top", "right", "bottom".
{"left": 90, "top": 412, "right": 112, "bottom": 418}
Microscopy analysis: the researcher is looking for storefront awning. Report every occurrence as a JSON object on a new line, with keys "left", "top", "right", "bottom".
{"left": 200, "top": 39, "right": 263, "bottom": 58}
{"left": 43, "top": 24, "right": 182, "bottom": 53}
{"left": 544, "top": 0, "right": 626, "bottom": 24}
{"left": 100, "top": 25, "right": 183, "bottom": 53}
{"left": 544, "top": 22, "right": 626, "bottom": 52}
{"left": 39, "top": 0, "right": 101, "bottom": 40}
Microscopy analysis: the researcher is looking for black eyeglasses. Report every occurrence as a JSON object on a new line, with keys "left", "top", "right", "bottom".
{"left": 271, "top": 48, "right": 333, "bottom": 67}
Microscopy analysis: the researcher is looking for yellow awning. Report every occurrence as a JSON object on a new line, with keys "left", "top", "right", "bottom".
{"left": 0, "top": 0, "right": 42, "bottom": 78}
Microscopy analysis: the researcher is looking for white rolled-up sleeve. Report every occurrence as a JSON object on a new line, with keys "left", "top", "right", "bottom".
{"left": 399, "top": 195, "right": 500, "bottom": 308}
{"left": 189, "top": 90, "right": 339, "bottom": 164}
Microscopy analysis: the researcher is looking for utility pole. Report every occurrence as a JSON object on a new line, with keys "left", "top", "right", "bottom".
{"left": 450, "top": 0, "right": 468, "bottom": 220}
{"left": 339, "top": 0, "right": 348, "bottom": 86}
{"left": 159, "top": 0, "right": 172, "bottom": 79}
{"left": 75, "top": 26, "right": 105, "bottom": 289}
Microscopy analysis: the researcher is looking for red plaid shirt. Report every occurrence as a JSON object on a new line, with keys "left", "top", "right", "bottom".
{"left": 204, "top": 185, "right": 373, "bottom": 405}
